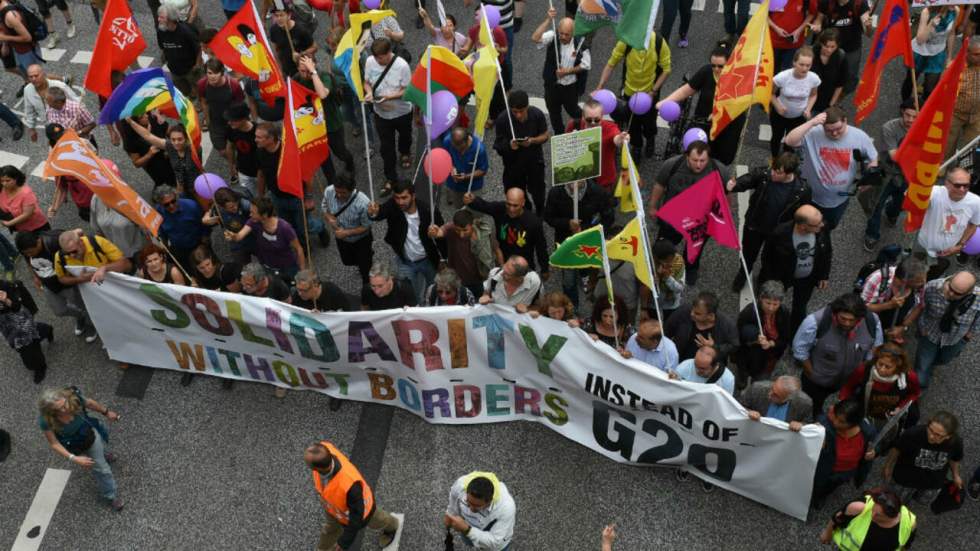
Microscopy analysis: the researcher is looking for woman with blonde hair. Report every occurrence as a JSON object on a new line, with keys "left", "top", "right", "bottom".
{"left": 38, "top": 387, "right": 123, "bottom": 511}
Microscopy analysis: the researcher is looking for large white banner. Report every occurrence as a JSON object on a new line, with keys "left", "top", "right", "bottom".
{"left": 912, "top": 0, "right": 980, "bottom": 6}
{"left": 81, "top": 274, "right": 824, "bottom": 520}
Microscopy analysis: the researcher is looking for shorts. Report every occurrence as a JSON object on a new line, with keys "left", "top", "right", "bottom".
{"left": 170, "top": 66, "right": 205, "bottom": 100}
{"left": 14, "top": 48, "right": 43, "bottom": 73}
{"left": 35, "top": 0, "right": 70, "bottom": 17}
{"left": 208, "top": 125, "right": 228, "bottom": 150}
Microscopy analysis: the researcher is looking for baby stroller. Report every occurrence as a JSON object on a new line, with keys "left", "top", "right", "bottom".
{"left": 660, "top": 73, "right": 708, "bottom": 160}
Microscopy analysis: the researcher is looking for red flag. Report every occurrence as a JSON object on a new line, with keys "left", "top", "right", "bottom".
{"left": 656, "top": 171, "right": 740, "bottom": 263}
{"left": 853, "top": 0, "right": 914, "bottom": 125}
{"left": 83, "top": 0, "right": 147, "bottom": 98}
{"left": 278, "top": 85, "right": 304, "bottom": 199}
{"left": 899, "top": 37, "right": 969, "bottom": 233}
{"left": 210, "top": 1, "right": 285, "bottom": 104}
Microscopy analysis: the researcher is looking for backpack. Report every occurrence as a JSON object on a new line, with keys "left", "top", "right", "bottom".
{"left": 815, "top": 305, "right": 880, "bottom": 341}
{"left": 853, "top": 244, "right": 902, "bottom": 296}
{"left": 57, "top": 233, "right": 107, "bottom": 272}
{"left": 0, "top": 0, "right": 47, "bottom": 43}
{"left": 620, "top": 33, "right": 666, "bottom": 96}
{"left": 286, "top": 0, "right": 317, "bottom": 36}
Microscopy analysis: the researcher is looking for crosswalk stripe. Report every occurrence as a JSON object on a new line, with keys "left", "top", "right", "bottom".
{"left": 758, "top": 123, "right": 771, "bottom": 142}
{"left": 70, "top": 50, "right": 93, "bottom": 64}
{"left": 11, "top": 468, "right": 71, "bottom": 551}
{"left": 138, "top": 56, "right": 155, "bottom": 69}
{"left": 0, "top": 151, "right": 30, "bottom": 170}
{"left": 31, "top": 161, "right": 52, "bottom": 181}
{"left": 40, "top": 48, "right": 67, "bottom": 62}
{"left": 693, "top": 0, "right": 706, "bottom": 11}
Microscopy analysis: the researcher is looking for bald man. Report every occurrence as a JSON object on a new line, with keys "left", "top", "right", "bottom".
{"left": 759, "top": 205, "right": 833, "bottom": 331}
{"left": 532, "top": 7, "right": 590, "bottom": 134}
{"left": 915, "top": 167, "right": 980, "bottom": 278}
{"left": 908, "top": 270, "right": 980, "bottom": 388}
{"left": 464, "top": 187, "right": 551, "bottom": 278}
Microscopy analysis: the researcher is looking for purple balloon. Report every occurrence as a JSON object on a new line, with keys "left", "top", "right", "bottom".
{"left": 659, "top": 100, "right": 681, "bottom": 122}
{"left": 964, "top": 231, "right": 980, "bottom": 255}
{"left": 428, "top": 90, "right": 459, "bottom": 140}
{"left": 483, "top": 5, "right": 501, "bottom": 28}
{"left": 682, "top": 127, "right": 709, "bottom": 150}
{"left": 363, "top": 0, "right": 381, "bottom": 9}
{"left": 769, "top": 0, "right": 788, "bottom": 11}
{"left": 591, "top": 89, "right": 617, "bottom": 115}
{"left": 628, "top": 92, "right": 652, "bottom": 115}
{"left": 194, "top": 173, "right": 227, "bottom": 200}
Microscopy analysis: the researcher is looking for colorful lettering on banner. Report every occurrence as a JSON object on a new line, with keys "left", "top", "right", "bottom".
{"left": 81, "top": 274, "right": 826, "bottom": 521}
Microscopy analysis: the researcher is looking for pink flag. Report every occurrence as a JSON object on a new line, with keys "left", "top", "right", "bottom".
{"left": 657, "top": 171, "right": 740, "bottom": 263}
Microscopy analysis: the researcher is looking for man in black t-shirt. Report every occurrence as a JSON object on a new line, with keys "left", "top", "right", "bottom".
{"left": 883, "top": 412, "right": 964, "bottom": 501}
{"left": 291, "top": 270, "right": 350, "bottom": 312}
{"left": 492, "top": 90, "right": 551, "bottom": 213}
{"left": 191, "top": 246, "right": 242, "bottom": 292}
{"left": 121, "top": 112, "right": 177, "bottom": 188}
{"left": 255, "top": 121, "right": 308, "bottom": 250}
{"left": 361, "top": 261, "right": 417, "bottom": 311}
{"left": 813, "top": 0, "right": 871, "bottom": 94}
{"left": 224, "top": 104, "right": 260, "bottom": 197}
{"left": 155, "top": 5, "right": 202, "bottom": 99}
{"left": 269, "top": 7, "right": 316, "bottom": 81}
{"left": 463, "top": 187, "right": 550, "bottom": 278}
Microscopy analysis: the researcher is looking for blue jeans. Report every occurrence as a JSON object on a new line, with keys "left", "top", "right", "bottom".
{"left": 271, "top": 194, "right": 308, "bottom": 249}
{"left": 914, "top": 336, "right": 966, "bottom": 388}
{"left": 865, "top": 176, "right": 906, "bottom": 241}
{"left": 396, "top": 256, "right": 436, "bottom": 305}
{"left": 817, "top": 200, "right": 850, "bottom": 231}
{"left": 661, "top": 0, "right": 694, "bottom": 40}
{"left": 723, "top": 0, "right": 751, "bottom": 35}
{"left": 0, "top": 101, "right": 22, "bottom": 129}
{"left": 85, "top": 430, "right": 117, "bottom": 501}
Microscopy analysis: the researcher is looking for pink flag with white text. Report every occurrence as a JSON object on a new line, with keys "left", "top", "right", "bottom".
{"left": 657, "top": 171, "right": 740, "bottom": 264}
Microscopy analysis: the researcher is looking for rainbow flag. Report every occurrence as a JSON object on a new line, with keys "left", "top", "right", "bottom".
{"left": 98, "top": 68, "right": 176, "bottom": 124}
{"left": 404, "top": 45, "right": 473, "bottom": 114}
{"left": 167, "top": 79, "right": 203, "bottom": 169}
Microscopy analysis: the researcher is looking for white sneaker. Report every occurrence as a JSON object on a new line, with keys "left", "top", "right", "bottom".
{"left": 84, "top": 328, "right": 99, "bottom": 344}
{"left": 66, "top": 23, "right": 76, "bottom": 39}
{"left": 43, "top": 32, "right": 59, "bottom": 49}
{"left": 274, "top": 387, "right": 287, "bottom": 398}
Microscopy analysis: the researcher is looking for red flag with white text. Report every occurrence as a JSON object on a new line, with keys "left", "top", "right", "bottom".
{"left": 83, "top": 0, "right": 147, "bottom": 98}
{"left": 656, "top": 171, "right": 740, "bottom": 263}
{"left": 853, "top": 0, "right": 913, "bottom": 125}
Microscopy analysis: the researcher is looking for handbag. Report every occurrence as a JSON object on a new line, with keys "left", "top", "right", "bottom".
{"left": 930, "top": 481, "right": 965, "bottom": 514}
{"left": 62, "top": 386, "right": 108, "bottom": 455}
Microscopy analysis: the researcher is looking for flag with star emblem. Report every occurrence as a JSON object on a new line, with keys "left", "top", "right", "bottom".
{"left": 710, "top": 0, "right": 773, "bottom": 140}
{"left": 550, "top": 226, "right": 606, "bottom": 269}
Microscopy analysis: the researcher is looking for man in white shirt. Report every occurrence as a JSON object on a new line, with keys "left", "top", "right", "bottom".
{"left": 363, "top": 37, "right": 413, "bottom": 187}
{"left": 23, "top": 64, "right": 77, "bottom": 142}
{"left": 915, "top": 168, "right": 980, "bottom": 276}
{"left": 622, "top": 318, "right": 679, "bottom": 372}
{"left": 531, "top": 8, "right": 590, "bottom": 134}
{"left": 445, "top": 472, "right": 516, "bottom": 551}
{"left": 480, "top": 255, "right": 541, "bottom": 311}
{"left": 670, "top": 344, "right": 735, "bottom": 395}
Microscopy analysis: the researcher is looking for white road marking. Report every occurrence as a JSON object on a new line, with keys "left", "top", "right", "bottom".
{"left": 657, "top": 116, "right": 669, "bottom": 128}
{"left": 11, "top": 468, "right": 71, "bottom": 551}
{"left": 381, "top": 512, "right": 404, "bottom": 550}
{"left": 758, "top": 124, "right": 772, "bottom": 142}
{"left": 70, "top": 50, "right": 93, "bottom": 64}
{"left": 32, "top": 161, "right": 52, "bottom": 181}
{"left": 201, "top": 131, "right": 213, "bottom": 165}
{"left": 137, "top": 56, "right": 155, "bottom": 69}
{"left": 40, "top": 48, "right": 66, "bottom": 62}
{"left": 0, "top": 151, "right": 30, "bottom": 170}
{"left": 693, "top": 0, "right": 706, "bottom": 10}
{"left": 736, "top": 164, "right": 752, "bottom": 311}
{"left": 717, "top": 1, "right": 724, "bottom": 13}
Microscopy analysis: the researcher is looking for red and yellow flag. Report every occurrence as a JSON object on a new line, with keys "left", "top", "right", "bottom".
{"left": 899, "top": 37, "right": 969, "bottom": 233}
{"left": 278, "top": 79, "right": 329, "bottom": 198}
{"left": 45, "top": 129, "right": 162, "bottom": 236}
{"left": 210, "top": 0, "right": 285, "bottom": 104}
{"left": 853, "top": 0, "right": 913, "bottom": 125}
{"left": 710, "top": 0, "right": 773, "bottom": 140}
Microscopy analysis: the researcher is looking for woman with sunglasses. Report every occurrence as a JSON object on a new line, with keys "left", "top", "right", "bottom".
{"left": 38, "top": 386, "right": 124, "bottom": 511}
{"left": 820, "top": 487, "right": 916, "bottom": 550}
{"left": 882, "top": 411, "right": 963, "bottom": 505}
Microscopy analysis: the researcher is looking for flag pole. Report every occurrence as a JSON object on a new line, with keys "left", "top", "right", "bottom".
{"left": 158, "top": 240, "right": 194, "bottom": 284}
{"left": 739, "top": 249, "right": 765, "bottom": 336}
{"left": 200, "top": 173, "right": 227, "bottom": 231}
{"left": 360, "top": 101, "right": 375, "bottom": 201}
{"left": 483, "top": 6, "right": 517, "bottom": 139}
{"left": 572, "top": 181, "right": 579, "bottom": 221}
{"left": 300, "top": 190, "right": 313, "bottom": 269}
{"left": 597, "top": 225, "right": 620, "bottom": 349}
{"left": 906, "top": 8, "right": 921, "bottom": 113}
{"left": 466, "top": 139, "right": 482, "bottom": 194}
{"left": 426, "top": 46, "right": 436, "bottom": 223}
{"left": 547, "top": 0, "right": 561, "bottom": 70}
{"left": 626, "top": 151, "right": 662, "bottom": 323}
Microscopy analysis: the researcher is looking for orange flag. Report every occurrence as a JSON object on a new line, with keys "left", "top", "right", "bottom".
{"left": 44, "top": 129, "right": 162, "bottom": 236}
{"left": 899, "top": 37, "right": 968, "bottom": 233}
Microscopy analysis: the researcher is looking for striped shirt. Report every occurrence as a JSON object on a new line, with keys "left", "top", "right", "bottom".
{"left": 955, "top": 65, "right": 980, "bottom": 115}
{"left": 917, "top": 278, "right": 980, "bottom": 346}
{"left": 479, "top": 0, "right": 516, "bottom": 29}
{"left": 320, "top": 186, "right": 372, "bottom": 243}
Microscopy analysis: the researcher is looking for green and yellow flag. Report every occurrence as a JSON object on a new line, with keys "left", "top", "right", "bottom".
{"left": 550, "top": 226, "right": 605, "bottom": 269}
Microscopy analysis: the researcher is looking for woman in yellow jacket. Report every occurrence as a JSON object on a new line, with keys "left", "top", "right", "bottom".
{"left": 819, "top": 488, "right": 917, "bottom": 550}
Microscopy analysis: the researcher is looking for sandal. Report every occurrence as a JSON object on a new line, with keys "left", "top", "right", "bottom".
{"left": 400, "top": 154, "right": 411, "bottom": 169}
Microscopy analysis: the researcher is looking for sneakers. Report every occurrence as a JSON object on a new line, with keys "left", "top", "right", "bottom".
{"left": 84, "top": 328, "right": 99, "bottom": 344}
{"left": 379, "top": 518, "right": 399, "bottom": 548}
{"left": 329, "top": 397, "right": 342, "bottom": 411}
{"left": 66, "top": 23, "right": 76, "bottom": 39}
{"left": 968, "top": 481, "right": 980, "bottom": 501}
{"left": 74, "top": 318, "right": 86, "bottom": 336}
{"left": 180, "top": 372, "right": 194, "bottom": 386}
{"left": 33, "top": 368, "right": 47, "bottom": 384}
{"left": 701, "top": 481, "right": 714, "bottom": 493}
{"left": 956, "top": 252, "right": 969, "bottom": 266}
{"left": 110, "top": 497, "right": 124, "bottom": 512}
{"left": 104, "top": 452, "right": 116, "bottom": 464}
{"left": 43, "top": 31, "right": 59, "bottom": 49}
{"left": 12, "top": 124, "right": 24, "bottom": 141}
{"left": 863, "top": 236, "right": 878, "bottom": 253}
{"left": 678, "top": 36, "right": 689, "bottom": 48}
{"left": 885, "top": 214, "right": 898, "bottom": 228}
{"left": 274, "top": 387, "right": 287, "bottom": 398}
{"left": 675, "top": 469, "right": 690, "bottom": 482}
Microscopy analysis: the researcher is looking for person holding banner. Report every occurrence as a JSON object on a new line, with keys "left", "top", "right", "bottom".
{"left": 480, "top": 255, "right": 541, "bottom": 311}
{"left": 190, "top": 245, "right": 242, "bottom": 293}
{"left": 739, "top": 376, "right": 812, "bottom": 432}
{"left": 670, "top": 344, "right": 736, "bottom": 396}
{"left": 361, "top": 260, "right": 418, "bottom": 310}
{"left": 622, "top": 318, "right": 677, "bottom": 373}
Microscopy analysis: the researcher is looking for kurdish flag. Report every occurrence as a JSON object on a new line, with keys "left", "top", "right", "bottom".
{"left": 334, "top": 9, "right": 396, "bottom": 102}
{"left": 405, "top": 45, "right": 474, "bottom": 114}
{"left": 550, "top": 226, "right": 606, "bottom": 269}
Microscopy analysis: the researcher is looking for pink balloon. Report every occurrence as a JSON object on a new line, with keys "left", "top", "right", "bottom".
{"left": 363, "top": 0, "right": 381, "bottom": 10}
{"left": 428, "top": 90, "right": 459, "bottom": 140}
{"left": 424, "top": 148, "right": 453, "bottom": 183}
{"left": 659, "top": 100, "right": 681, "bottom": 122}
{"left": 483, "top": 5, "right": 501, "bottom": 28}
{"left": 100, "top": 159, "right": 121, "bottom": 178}
{"left": 591, "top": 89, "right": 617, "bottom": 115}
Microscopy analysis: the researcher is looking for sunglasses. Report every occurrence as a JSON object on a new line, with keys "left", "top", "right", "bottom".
{"left": 949, "top": 183, "right": 971, "bottom": 190}
{"left": 161, "top": 199, "right": 178, "bottom": 207}
{"left": 584, "top": 117, "right": 602, "bottom": 124}
{"left": 711, "top": 63, "right": 725, "bottom": 68}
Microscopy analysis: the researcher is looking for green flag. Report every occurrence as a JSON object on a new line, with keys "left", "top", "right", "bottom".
{"left": 550, "top": 226, "right": 605, "bottom": 269}
{"left": 574, "top": 0, "right": 659, "bottom": 51}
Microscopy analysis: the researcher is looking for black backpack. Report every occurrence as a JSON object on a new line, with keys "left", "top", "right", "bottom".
{"left": 853, "top": 244, "right": 902, "bottom": 296}
{"left": 0, "top": 0, "right": 48, "bottom": 43}
{"left": 620, "top": 33, "right": 666, "bottom": 96}
{"left": 57, "top": 233, "right": 107, "bottom": 272}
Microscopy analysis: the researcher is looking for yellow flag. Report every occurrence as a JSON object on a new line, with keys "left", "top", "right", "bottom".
{"left": 468, "top": 45, "right": 499, "bottom": 139}
{"left": 614, "top": 147, "right": 637, "bottom": 213}
{"left": 709, "top": 0, "right": 773, "bottom": 140}
{"left": 344, "top": 9, "right": 397, "bottom": 101}
{"left": 606, "top": 218, "right": 653, "bottom": 291}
